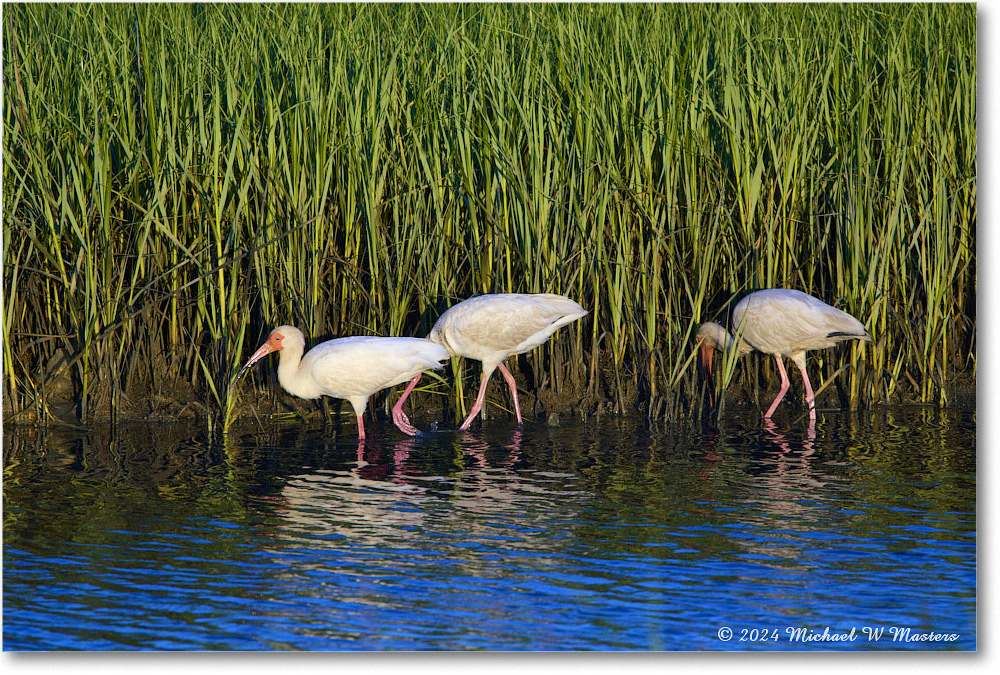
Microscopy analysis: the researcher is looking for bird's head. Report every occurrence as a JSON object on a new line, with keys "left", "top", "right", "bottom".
{"left": 264, "top": 327, "right": 289, "bottom": 350}
{"left": 231, "top": 325, "right": 304, "bottom": 393}
{"left": 250, "top": 325, "right": 294, "bottom": 360}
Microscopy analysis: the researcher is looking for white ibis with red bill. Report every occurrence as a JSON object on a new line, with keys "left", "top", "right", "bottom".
{"left": 232, "top": 325, "right": 449, "bottom": 439}
{"left": 696, "top": 289, "right": 871, "bottom": 421}
{"left": 396, "top": 293, "right": 588, "bottom": 429}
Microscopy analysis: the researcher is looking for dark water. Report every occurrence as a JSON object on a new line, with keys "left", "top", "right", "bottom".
{"left": 3, "top": 407, "right": 976, "bottom": 651}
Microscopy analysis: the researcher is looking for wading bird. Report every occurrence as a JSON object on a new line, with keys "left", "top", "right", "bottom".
{"left": 396, "top": 293, "right": 588, "bottom": 429}
{"left": 696, "top": 289, "right": 871, "bottom": 422}
{"left": 232, "top": 326, "right": 449, "bottom": 439}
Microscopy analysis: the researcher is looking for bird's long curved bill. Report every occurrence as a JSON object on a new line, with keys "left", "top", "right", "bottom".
{"left": 699, "top": 341, "right": 714, "bottom": 378}
{"left": 228, "top": 341, "right": 275, "bottom": 396}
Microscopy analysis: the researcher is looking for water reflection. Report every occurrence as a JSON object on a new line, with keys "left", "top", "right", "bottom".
{"left": 3, "top": 408, "right": 976, "bottom": 650}
{"left": 268, "top": 427, "right": 572, "bottom": 556}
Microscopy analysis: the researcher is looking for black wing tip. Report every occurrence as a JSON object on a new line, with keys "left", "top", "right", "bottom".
{"left": 827, "top": 331, "right": 872, "bottom": 341}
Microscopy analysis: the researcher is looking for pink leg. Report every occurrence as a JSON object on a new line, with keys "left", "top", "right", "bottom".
{"left": 795, "top": 361, "right": 817, "bottom": 421}
{"left": 394, "top": 445, "right": 410, "bottom": 472}
{"left": 394, "top": 374, "right": 420, "bottom": 412}
{"left": 764, "top": 355, "right": 791, "bottom": 419}
{"left": 356, "top": 413, "right": 366, "bottom": 440}
{"left": 459, "top": 368, "right": 495, "bottom": 430}
{"left": 391, "top": 373, "right": 421, "bottom": 436}
{"left": 497, "top": 363, "right": 523, "bottom": 425}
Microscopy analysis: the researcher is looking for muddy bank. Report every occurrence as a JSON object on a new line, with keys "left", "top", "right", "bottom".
{"left": 2, "top": 355, "right": 976, "bottom": 433}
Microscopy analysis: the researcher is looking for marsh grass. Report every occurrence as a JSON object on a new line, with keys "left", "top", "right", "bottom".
{"left": 2, "top": 3, "right": 976, "bottom": 427}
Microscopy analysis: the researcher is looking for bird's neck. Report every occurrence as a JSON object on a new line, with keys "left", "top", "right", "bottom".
{"left": 716, "top": 324, "right": 753, "bottom": 357}
{"left": 276, "top": 345, "right": 321, "bottom": 399}
{"left": 731, "top": 333, "right": 754, "bottom": 357}
{"left": 704, "top": 321, "right": 750, "bottom": 356}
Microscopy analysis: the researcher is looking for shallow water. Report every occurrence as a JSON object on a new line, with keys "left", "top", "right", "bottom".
{"left": 3, "top": 407, "right": 976, "bottom": 650}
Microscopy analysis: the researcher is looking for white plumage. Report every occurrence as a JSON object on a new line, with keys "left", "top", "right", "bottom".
{"left": 398, "top": 293, "right": 588, "bottom": 429}
{"left": 696, "top": 289, "right": 871, "bottom": 421}
{"left": 234, "top": 326, "right": 449, "bottom": 439}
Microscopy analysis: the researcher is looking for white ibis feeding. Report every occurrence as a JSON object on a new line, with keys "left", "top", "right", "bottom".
{"left": 233, "top": 326, "right": 449, "bottom": 439}
{"left": 696, "top": 289, "right": 871, "bottom": 421}
{"left": 397, "top": 293, "right": 588, "bottom": 429}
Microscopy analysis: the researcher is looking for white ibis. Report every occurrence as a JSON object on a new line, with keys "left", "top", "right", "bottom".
{"left": 696, "top": 289, "right": 871, "bottom": 421}
{"left": 396, "top": 293, "right": 588, "bottom": 429}
{"left": 232, "top": 326, "right": 449, "bottom": 439}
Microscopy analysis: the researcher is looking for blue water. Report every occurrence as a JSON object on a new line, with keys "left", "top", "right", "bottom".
{"left": 3, "top": 408, "right": 976, "bottom": 650}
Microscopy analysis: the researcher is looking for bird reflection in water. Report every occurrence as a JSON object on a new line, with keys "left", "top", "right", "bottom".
{"left": 269, "top": 426, "right": 531, "bottom": 551}
{"left": 763, "top": 417, "right": 816, "bottom": 456}
{"left": 354, "top": 436, "right": 419, "bottom": 482}
{"left": 353, "top": 425, "right": 524, "bottom": 482}
{"left": 757, "top": 418, "right": 826, "bottom": 500}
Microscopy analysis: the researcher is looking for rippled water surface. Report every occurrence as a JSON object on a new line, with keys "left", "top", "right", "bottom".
{"left": 3, "top": 407, "right": 976, "bottom": 650}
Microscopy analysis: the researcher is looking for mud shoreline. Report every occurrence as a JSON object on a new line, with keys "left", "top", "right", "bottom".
{"left": 2, "top": 363, "right": 977, "bottom": 433}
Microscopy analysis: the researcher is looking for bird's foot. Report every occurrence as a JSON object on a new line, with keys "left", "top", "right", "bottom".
{"left": 391, "top": 408, "right": 418, "bottom": 436}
